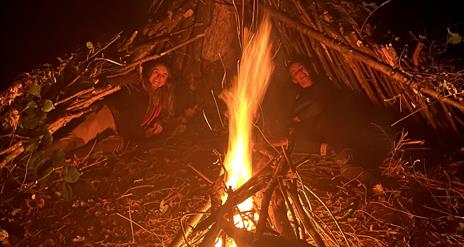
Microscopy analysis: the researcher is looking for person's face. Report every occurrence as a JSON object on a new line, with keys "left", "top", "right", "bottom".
{"left": 289, "top": 62, "right": 313, "bottom": 88}
{"left": 148, "top": 64, "right": 169, "bottom": 89}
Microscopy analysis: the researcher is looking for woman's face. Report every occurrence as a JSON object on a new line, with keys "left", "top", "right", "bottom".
{"left": 148, "top": 64, "right": 169, "bottom": 89}
{"left": 289, "top": 62, "right": 313, "bottom": 88}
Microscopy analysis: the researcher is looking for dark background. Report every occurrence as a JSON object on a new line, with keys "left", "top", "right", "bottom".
{"left": 1, "top": 0, "right": 463, "bottom": 89}
{"left": 0, "top": 0, "right": 153, "bottom": 89}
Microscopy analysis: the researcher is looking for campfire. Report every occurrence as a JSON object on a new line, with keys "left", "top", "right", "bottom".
{"left": 1, "top": 1, "right": 464, "bottom": 246}
{"left": 217, "top": 14, "right": 272, "bottom": 247}
{"left": 169, "top": 15, "right": 325, "bottom": 247}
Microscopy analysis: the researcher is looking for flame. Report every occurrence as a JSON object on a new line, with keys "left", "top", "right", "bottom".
{"left": 217, "top": 15, "right": 274, "bottom": 246}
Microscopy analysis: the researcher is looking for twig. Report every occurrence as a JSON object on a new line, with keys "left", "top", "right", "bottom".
{"left": 115, "top": 212, "right": 165, "bottom": 247}
{"left": 300, "top": 183, "right": 351, "bottom": 247}
{"left": 82, "top": 138, "right": 98, "bottom": 162}
{"left": 201, "top": 110, "right": 213, "bottom": 132}
{"left": 195, "top": 168, "right": 270, "bottom": 232}
{"left": 210, "top": 90, "right": 225, "bottom": 128}
{"left": 54, "top": 88, "right": 94, "bottom": 106}
{"left": 287, "top": 181, "right": 326, "bottom": 247}
{"left": 390, "top": 100, "right": 438, "bottom": 127}
{"left": 0, "top": 142, "right": 24, "bottom": 171}
{"left": 360, "top": 0, "right": 391, "bottom": 34}
{"left": 87, "top": 31, "right": 123, "bottom": 62}
{"left": 66, "top": 85, "right": 121, "bottom": 111}
{"left": 20, "top": 151, "right": 33, "bottom": 189}
{"left": 107, "top": 33, "right": 205, "bottom": 78}
{"left": 255, "top": 158, "right": 286, "bottom": 240}
{"left": 118, "top": 185, "right": 162, "bottom": 199}
{"left": 422, "top": 205, "right": 464, "bottom": 220}
{"left": 0, "top": 141, "right": 23, "bottom": 156}
{"left": 169, "top": 201, "right": 211, "bottom": 247}
{"left": 412, "top": 42, "right": 425, "bottom": 67}
{"left": 47, "top": 108, "right": 93, "bottom": 135}
{"left": 128, "top": 204, "right": 135, "bottom": 243}
{"left": 187, "top": 163, "right": 214, "bottom": 184}
{"left": 277, "top": 179, "right": 301, "bottom": 238}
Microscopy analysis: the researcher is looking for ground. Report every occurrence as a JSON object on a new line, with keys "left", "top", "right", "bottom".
{"left": 1, "top": 118, "right": 463, "bottom": 246}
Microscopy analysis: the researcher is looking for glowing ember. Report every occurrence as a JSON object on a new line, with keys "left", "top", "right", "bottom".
{"left": 217, "top": 15, "right": 274, "bottom": 246}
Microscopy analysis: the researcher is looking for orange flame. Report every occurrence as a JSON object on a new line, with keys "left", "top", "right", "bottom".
{"left": 218, "top": 15, "right": 274, "bottom": 246}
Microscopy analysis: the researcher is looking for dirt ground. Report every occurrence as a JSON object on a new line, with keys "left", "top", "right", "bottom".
{"left": 1, "top": 120, "right": 463, "bottom": 246}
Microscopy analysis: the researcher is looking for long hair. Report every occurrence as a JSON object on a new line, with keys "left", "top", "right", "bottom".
{"left": 140, "top": 61, "right": 175, "bottom": 128}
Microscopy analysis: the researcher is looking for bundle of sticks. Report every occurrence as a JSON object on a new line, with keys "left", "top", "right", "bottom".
{"left": 169, "top": 147, "right": 336, "bottom": 247}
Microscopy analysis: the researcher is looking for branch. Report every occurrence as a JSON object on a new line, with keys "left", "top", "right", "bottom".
{"left": 66, "top": 85, "right": 121, "bottom": 111}
{"left": 0, "top": 142, "right": 24, "bottom": 170}
{"left": 107, "top": 33, "right": 206, "bottom": 79}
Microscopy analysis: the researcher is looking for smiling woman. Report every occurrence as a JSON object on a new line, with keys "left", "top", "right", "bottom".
{"left": 0, "top": 0, "right": 153, "bottom": 89}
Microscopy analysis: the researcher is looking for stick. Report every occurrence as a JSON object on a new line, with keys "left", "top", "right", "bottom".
{"left": 0, "top": 142, "right": 24, "bottom": 170}
{"left": 195, "top": 175, "right": 268, "bottom": 232}
{"left": 277, "top": 179, "right": 301, "bottom": 238}
{"left": 187, "top": 163, "right": 214, "bottom": 184}
{"left": 255, "top": 158, "right": 287, "bottom": 240}
{"left": 47, "top": 109, "right": 93, "bottom": 135}
{"left": 107, "top": 33, "right": 206, "bottom": 79}
{"left": 115, "top": 213, "right": 165, "bottom": 246}
{"left": 128, "top": 204, "right": 135, "bottom": 243}
{"left": 195, "top": 158, "right": 276, "bottom": 232}
{"left": 287, "top": 181, "right": 326, "bottom": 247}
{"left": 66, "top": 85, "right": 121, "bottom": 111}
{"left": 168, "top": 200, "right": 211, "bottom": 247}
{"left": 54, "top": 87, "right": 94, "bottom": 106}
{"left": 0, "top": 141, "right": 23, "bottom": 156}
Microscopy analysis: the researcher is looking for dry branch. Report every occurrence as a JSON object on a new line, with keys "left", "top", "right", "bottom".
{"left": 0, "top": 142, "right": 24, "bottom": 170}
{"left": 107, "top": 33, "right": 206, "bottom": 78}
{"left": 66, "top": 85, "right": 121, "bottom": 111}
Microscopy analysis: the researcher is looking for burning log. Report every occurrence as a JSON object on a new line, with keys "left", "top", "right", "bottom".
{"left": 167, "top": 12, "right": 330, "bottom": 247}
{"left": 171, "top": 150, "right": 329, "bottom": 247}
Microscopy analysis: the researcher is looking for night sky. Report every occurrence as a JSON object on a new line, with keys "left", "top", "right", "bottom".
{"left": 1, "top": 0, "right": 463, "bottom": 89}
{"left": 0, "top": 0, "right": 152, "bottom": 89}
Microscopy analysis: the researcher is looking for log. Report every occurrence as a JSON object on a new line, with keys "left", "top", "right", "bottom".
{"left": 201, "top": 2, "right": 238, "bottom": 63}
{"left": 168, "top": 200, "right": 211, "bottom": 247}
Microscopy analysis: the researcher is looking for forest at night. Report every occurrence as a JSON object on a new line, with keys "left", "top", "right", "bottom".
{"left": 1, "top": 1, "right": 463, "bottom": 246}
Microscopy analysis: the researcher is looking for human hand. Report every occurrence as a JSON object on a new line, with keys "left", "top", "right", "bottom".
{"left": 145, "top": 122, "right": 163, "bottom": 137}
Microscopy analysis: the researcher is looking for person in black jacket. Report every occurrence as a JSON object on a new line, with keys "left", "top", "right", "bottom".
{"left": 44, "top": 61, "right": 175, "bottom": 156}
{"left": 287, "top": 59, "right": 392, "bottom": 183}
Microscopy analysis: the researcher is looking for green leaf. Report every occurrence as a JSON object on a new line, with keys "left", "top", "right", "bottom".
{"left": 28, "top": 83, "right": 41, "bottom": 98}
{"left": 20, "top": 114, "right": 39, "bottom": 130}
{"left": 21, "top": 101, "right": 40, "bottom": 129}
{"left": 36, "top": 111, "right": 48, "bottom": 126}
{"left": 37, "top": 166, "right": 55, "bottom": 188}
{"left": 23, "top": 101, "right": 38, "bottom": 112}
{"left": 25, "top": 139, "right": 41, "bottom": 153}
{"left": 41, "top": 100, "right": 55, "bottom": 112}
{"left": 52, "top": 149, "right": 66, "bottom": 166}
{"left": 63, "top": 166, "right": 81, "bottom": 184}
{"left": 40, "top": 130, "right": 53, "bottom": 148}
{"left": 447, "top": 28, "right": 462, "bottom": 45}
{"left": 61, "top": 182, "right": 73, "bottom": 201}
